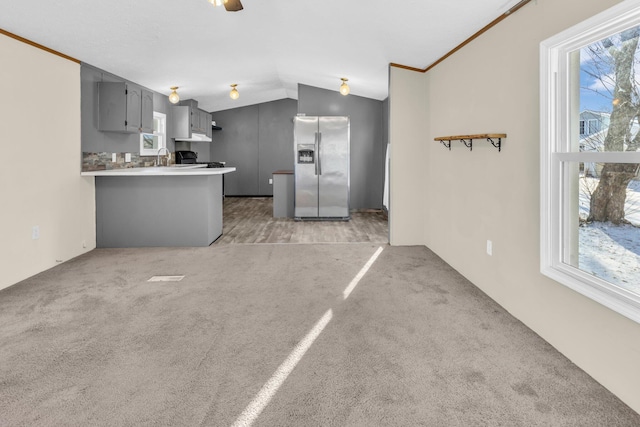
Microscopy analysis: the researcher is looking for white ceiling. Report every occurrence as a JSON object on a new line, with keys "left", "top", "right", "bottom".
{"left": 0, "top": 0, "right": 522, "bottom": 112}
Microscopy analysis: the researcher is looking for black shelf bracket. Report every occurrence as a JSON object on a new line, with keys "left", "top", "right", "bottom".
{"left": 434, "top": 134, "right": 506, "bottom": 152}
{"left": 487, "top": 137, "right": 502, "bottom": 152}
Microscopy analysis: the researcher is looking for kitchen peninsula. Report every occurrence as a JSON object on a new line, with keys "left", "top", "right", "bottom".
{"left": 81, "top": 167, "right": 236, "bottom": 247}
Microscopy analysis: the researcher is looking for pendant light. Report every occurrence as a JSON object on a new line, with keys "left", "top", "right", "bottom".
{"left": 339, "top": 78, "right": 350, "bottom": 96}
{"left": 208, "top": 0, "right": 228, "bottom": 6}
{"left": 229, "top": 84, "right": 239, "bottom": 100}
{"left": 169, "top": 86, "right": 180, "bottom": 104}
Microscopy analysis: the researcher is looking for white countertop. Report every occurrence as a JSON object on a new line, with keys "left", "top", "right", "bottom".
{"left": 81, "top": 165, "right": 236, "bottom": 177}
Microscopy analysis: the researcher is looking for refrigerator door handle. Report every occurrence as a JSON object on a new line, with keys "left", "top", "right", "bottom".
{"left": 314, "top": 132, "right": 319, "bottom": 175}
{"left": 317, "top": 132, "right": 322, "bottom": 175}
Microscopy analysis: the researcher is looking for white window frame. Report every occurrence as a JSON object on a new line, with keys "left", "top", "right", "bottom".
{"left": 540, "top": 0, "right": 640, "bottom": 324}
{"left": 140, "top": 111, "right": 166, "bottom": 156}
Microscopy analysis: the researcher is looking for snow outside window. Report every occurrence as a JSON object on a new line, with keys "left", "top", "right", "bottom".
{"left": 541, "top": 0, "right": 640, "bottom": 323}
{"left": 140, "top": 112, "right": 166, "bottom": 156}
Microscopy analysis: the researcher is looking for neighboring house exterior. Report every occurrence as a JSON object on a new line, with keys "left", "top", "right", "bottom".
{"left": 580, "top": 110, "right": 610, "bottom": 176}
{"left": 579, "top": 110, "right": 640, "bottom": 177}
{"left": 579, "top": 110, "right": 610, "bottom": 138}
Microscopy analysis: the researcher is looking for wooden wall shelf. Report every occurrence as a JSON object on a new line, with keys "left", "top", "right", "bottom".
{"left": 434, "top": 134, "right": 506, "bottom": 152}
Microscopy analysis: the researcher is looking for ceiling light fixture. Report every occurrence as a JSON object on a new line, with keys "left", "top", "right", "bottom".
{"left": 230, "top": 84, "right": 239, "bottom": 100}
{"left": 339, "top": 78, "right": 350, "bottom": 96}
{"left": 169, "top": 86, "right": 180, "bottom": 104}
{"left": 207, "top": 0, "right": 243, "bottom": 11}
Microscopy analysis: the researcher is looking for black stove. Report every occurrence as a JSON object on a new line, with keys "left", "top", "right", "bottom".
{"left": 175, "top": 151, "right": 225, "bottom": 168}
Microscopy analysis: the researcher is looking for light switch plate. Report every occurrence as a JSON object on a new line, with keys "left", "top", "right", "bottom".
{"left": 125, "top": 153, "right": 131, "bottom": 162}
{"left": 112, "top": 153, "right": 117, "bottom": 162}
{"left": 486, "top": 240, "right": 493, "bottom": 256}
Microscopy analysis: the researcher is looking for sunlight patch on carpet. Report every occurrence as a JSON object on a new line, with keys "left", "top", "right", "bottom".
{"left": 343, "top": 246, "right": 384, "bottom": 299}
{"left": 147, "top": 275, "right": 185, "bottom": 282}
{"left": 231, "top": 309, "right": 333, "bottom": 427}
{"left": 232, "top": 246, "right": 385, "bottom": 426}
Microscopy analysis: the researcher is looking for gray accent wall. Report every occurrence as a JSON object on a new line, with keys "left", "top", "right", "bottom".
{"left": 81, "top": 63, "right": 174, "bottom": 153}
{"left": 210, "top": 99, "right": 297, "bottom": 196}
{"left": 210, "top": 87, "right": 385, "bottom": 209}
{"left": 382, "top": 97, "right": 389, "bottom": 147}
{"left": 257, "top": 100, "right": 297, "bottom": 194}
{"left": 297, "top": 84, "right": 385, "bottom": 210}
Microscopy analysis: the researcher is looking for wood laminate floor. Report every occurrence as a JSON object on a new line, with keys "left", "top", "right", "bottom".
{"left": 215, "top": 197, "right": 388, "bottom": 244}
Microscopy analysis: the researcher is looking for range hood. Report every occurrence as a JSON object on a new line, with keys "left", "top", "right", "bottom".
{"left": 174, "top": 133, "right": 212, "bottom": 142}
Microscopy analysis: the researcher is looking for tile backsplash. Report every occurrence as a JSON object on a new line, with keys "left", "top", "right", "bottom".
{"left": 82, "top": 152, "right": 174, "bottom": 171}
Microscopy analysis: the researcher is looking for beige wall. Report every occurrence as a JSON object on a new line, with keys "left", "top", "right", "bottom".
{"left": 0, "top": 34, "right": 95, "bottom": 291}
{"left": 389, "top": 0, "right": 640, "bottom": 413}
{"left": 388, "top": 67, "right": 428, "bottom": 245}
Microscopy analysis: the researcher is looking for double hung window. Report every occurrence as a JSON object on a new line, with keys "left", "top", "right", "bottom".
{"left": 541, "top": 0, "right": 640, "bottom": 322}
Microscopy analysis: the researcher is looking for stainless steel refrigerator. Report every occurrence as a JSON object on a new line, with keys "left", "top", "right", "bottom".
{"left": 294, "top": 116, "right": 350, "bottom": 220}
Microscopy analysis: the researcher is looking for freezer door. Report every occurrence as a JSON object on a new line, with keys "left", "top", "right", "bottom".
{"left": 318, "top": 116, "right": 350, "bottom": 218}
{"left": 294, "top": 116, "right": 319, "bottom": 218}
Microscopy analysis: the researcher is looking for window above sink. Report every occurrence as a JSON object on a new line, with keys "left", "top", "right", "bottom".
{"left": 140, "top": 111, "right": 166, "bottom": 156}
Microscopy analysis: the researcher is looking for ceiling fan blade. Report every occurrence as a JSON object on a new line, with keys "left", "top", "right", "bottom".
{"left": 224, "top": 0, "right": 243, "bottom": 12}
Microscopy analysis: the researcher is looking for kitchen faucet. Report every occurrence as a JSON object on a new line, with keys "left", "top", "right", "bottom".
{"left": 156, "top": 147, "right": 171, "bottom": 166}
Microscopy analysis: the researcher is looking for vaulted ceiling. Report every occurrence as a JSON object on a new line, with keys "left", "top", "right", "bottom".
{"left": 1, "top": 0, "right": 522, "bottom": 112}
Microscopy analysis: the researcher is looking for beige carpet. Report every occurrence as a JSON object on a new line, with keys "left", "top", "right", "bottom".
{"left": 1, "top": 244, "right": 638, "bottom": 426}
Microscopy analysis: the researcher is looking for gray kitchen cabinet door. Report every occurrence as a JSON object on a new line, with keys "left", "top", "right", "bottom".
{"left": 140, "top": 89, "right": 154, "bottom": 133}
{"left": 194, "top": 109, "right": 204, "bottom": 133}
{"left": 98, "top": 82, "right": 128, "bottom": 132}
{"left": 203, "top": 111, "right": 212, "bottom": 138}
{"left": 125, "top": 84, "right": 142, "bottom": 133}
{"left": 190, "top": 108, "right": 199, "bottom": 133}
{"left": 98, "top": 81, "right": 152, "bottom": 133}
{"left": 198, "top": 109, "right": 210, "bottom": 135}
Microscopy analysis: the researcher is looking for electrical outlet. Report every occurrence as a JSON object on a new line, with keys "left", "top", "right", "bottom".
{"left": 486, "top": 240, "right": 493, "bottom": 256}
{"left": 269, "top": 178, "right": 273, "bottom": 185}
{"left": 125, "top": 153, "right": 131, "bottom": 162}
{"left": 32, "top": 226, "right": 40, "bottom": 240}
{"left": 112, "top": 153, "right": 117, "bottom": 162}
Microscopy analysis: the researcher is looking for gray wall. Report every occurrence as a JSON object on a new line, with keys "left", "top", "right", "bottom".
{"left": 210, "top": 99, "right": 297, "bottom": 196}
{"left": 382, "top": 97, "right": 389, "bottom": 146}
{"left": 210, "top": 86, "right": 385, "bottom": 209}
{"left": 81, "top": 64, "right": 174, "bottom": 153}
{"left": 297, "top": 84, "right": 385, "bottom": 210}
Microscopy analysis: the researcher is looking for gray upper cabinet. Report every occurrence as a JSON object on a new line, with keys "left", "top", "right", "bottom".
{"left": 98, "top": 82, "right": 153, "bottom": 133}
{"left": 172, "top": 101, "right": 212, "bottom": 139}
{"left": 183, "top": 100, "right": 203, "bottom": 134}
